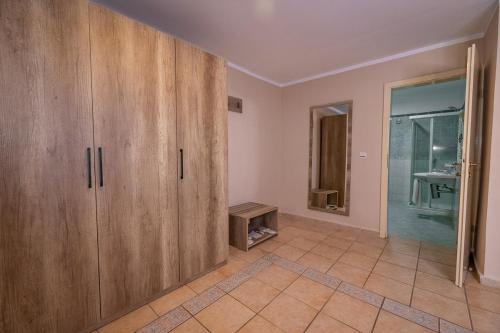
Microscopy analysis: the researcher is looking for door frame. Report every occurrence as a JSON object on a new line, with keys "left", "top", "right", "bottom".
{"left": 379, "top": 68, "right": 467, "bottom": 239}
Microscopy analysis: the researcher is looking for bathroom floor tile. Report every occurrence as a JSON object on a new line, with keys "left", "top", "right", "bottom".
{"left": 260, "top": 293, "right": 317, "bottom": 333}
{"left": 217, "top": 257, "right": 248, "bottom": 277}
{"left": 230, "top": 278, "right": 280, "bottom": 312}
{"left": 297, "top": 252, "right": 335, "bottom": 273}
{"left": 257, "top": 238, "right": 284, "bottom": 252}
{"left": 238, "top": 315, "right": 284, "bottom": 333}
{"left": 349, "top": 242, "right": 383, "bottom": 259}
{"left": 310, "top": 243, "right": 346, "bottom": 261}
{"left": 356, "top": 231, "right": 388, "bottom": 249}
{"left": 415, "top": 271, "right": 465, "bottom": 302}
{"left": 305, "top": 312, "right": 358, "bottom": 333}
{"left": 149, "top": 286, "right": 197, "bottom": 315}
{"left": 255, "top": 264, "right": 299, "bottom": 290}
{"left": 188, "top": 270, "right": 227, "bottom": 293}
{"left": 386, "top": 240, "right": 420, "bottom": 257}
{"left": 372, "top": 261, "right": 416, "bottom": 285}
{"left": 364, "top": 274, "right": 413, "bottom": 305}
{"left": 331, "top": 229, "right": 360, "bottom": 241}
{"left": 322, "top": 291, "right": 379, "bottom": 333}
{"left": 373, "top": 310, "right": 434, "bottom": 333}
{"left": 469, "top": 306, "right": 500, "bottom": 333}
{"left": 234, "top": 248, "right": 267, "bottom": 263}
{"left": 170, "top": 318, "right": 208, "bottom": 333}
{"left": 466, "top": 285, "right": 500, "bottom": 314}
{"left": 98, "top": 306, "right": 157, "bottom": 333}
{"left": 195, "top": 295, "right": 254, "bottom": 333}
{"left": 411, "top": 287, "right": 471, "bottom": 329}
{"left": 338, "top": 251, "right": 377, "bottom": 271}
{"left": 419, "top": 247, "right": 456, "bottom": 266}
{"left": 380, "top": 249, "right": 418, "bottom": 269}
{"left": 274, "top": 244, "right": 307, "bottom": 261}
{"left": 284, "top": 276, "right": 334, "bottom": 310}
{"left": 288, "top": 237, "right": 319, "bottom": 251}
{"left": 327, "top": 262, "right": 371, "bottom": 287}
{"left": 417, "top": 258, "right": 455, "bottom": 280}
{"left": 321, "top": 236, "right": 353, "bottom": 250}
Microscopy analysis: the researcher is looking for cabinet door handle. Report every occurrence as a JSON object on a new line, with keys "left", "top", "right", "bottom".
{"left": 98, "top": 147, "right": 104, "bottom": 187}
{"left": 180, "top": 149, "right": 184, "bottom": 180}
{"left": 87, "top": 148, "right": 92, "bottom": 188}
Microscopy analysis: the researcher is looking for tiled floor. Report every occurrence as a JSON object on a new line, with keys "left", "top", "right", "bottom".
{"left": 98, "top": 215, "right": 500, "bottom": 333}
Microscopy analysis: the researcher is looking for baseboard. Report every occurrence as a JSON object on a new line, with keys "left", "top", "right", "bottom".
{"left": 472, "top": 253, "right": 500, "bottom": 288}
{"left": 278, "top": 211, "right": 380, "bottom": 233}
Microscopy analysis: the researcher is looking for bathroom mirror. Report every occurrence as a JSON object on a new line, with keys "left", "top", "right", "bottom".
{"left": 308, "top": 101, "right": 352, "bottom": 215}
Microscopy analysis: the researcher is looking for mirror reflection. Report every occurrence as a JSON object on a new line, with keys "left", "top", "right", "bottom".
{"left": 308, "top": 101, "right": 352, "bottom": 215}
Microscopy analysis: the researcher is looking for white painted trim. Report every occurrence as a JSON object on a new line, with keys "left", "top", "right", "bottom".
{"left": 228, "top": 33, "right": 484, "bottom": 88}
{"left": 227, "top": 62, "right": 282, "bottom": 87}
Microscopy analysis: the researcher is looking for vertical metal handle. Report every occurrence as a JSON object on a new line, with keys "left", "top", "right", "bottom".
{"left": 98, "top": 147, "right": 104, "bottom": 187}
{"left": 180, "top": 149, "right": 184, "bottom": 180}
{"left": 86, "top": 148, "right": 92, "bottom": 188}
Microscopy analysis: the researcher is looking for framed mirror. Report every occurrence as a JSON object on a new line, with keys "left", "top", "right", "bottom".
{"left": 308, "top": 101, "right": 352, "bottom": 215}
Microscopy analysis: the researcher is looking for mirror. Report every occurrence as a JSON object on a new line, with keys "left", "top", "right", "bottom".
{"left": 308, "top": 101, "right": 352, "bottom": 215}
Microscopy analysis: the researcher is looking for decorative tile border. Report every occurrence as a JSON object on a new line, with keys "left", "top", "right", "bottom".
{"left": 337, "top": 282, "right": 384, "bottom": 307}
{"left": 137, "top": 306, "right": 190, "bottom": 333}
{"left": 266, "top": 253, "right": 307, "bottom": 274}
{"left": 303, "top": 268, "right": 341, "bottom": 289}
{"left": 439, "top": 319, "right": 474, "bottom": 333}
{"left": 182, "top": 286, "right": 225, "bottom": 315}
{"left": 383, "top": 298, "right": 439, "bottom": 331}
{"left": 216, "top": 271, "right": 251, "bottom": 292}
{"left": 240, "top": 258, "right": 272, "bottom": 276}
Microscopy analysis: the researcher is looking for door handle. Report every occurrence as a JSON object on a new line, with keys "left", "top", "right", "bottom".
{"left": 86, "top": 148, "right": 92, "bottom": 188}
{"left": 180, "top": 149, "right": 184, "bottom": 180}
{"left": 469, "top": 162, "right": 479, "bottom": 167}
{"left": 98, "top": 147, "right": 104, "bottom": 187}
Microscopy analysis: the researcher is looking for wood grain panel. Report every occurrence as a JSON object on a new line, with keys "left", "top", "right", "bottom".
{"left": 320, "top": 115, "right": 347, "bottom": 206}
{"left": 89, "top": 4, "right": 179, "bottom": 318}
{"left": 176, "top": 40, "right": 228, "bottom": 282}
{"left": 0, "top": 1, "right": 100, "bottom": 332}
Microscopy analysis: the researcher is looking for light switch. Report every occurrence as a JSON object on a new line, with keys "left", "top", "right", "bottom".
{"left": 359, "top": 152, "right": 368, "bottom": 159}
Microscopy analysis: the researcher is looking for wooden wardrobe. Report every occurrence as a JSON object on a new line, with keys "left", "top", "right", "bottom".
{"left": 0, "top": 1, "right": 228, "bottom": 332}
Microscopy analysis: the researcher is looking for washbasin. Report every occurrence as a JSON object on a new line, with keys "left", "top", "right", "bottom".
{"left": 413, "top": 172, "right": 459, "bottom": 180}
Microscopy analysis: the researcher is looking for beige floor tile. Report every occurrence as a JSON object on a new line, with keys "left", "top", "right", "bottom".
{"left": 465, "top": 273, "right": 500, "bottom": 295}
{"left": 234, "top": 247, "right": 267, "bottom": 263}
{"left": 417, "top": 258, "right": 455, "bottom": 280}
{"left": 386, "top": 240, "right": 420, "bottom": 257}
{"left": 188, "top": 270, "right": 227, "bottom": 293}
{"left": 373, "top": 261, "right": 415, "bottom": 285}
{"left": 239, "top": 315, "right": 284, "bottom": 333}
{"left": 411, "top": 287, "right": 471, "bottom": 329}
{"left": 322, "top": 291, "right": 379, "bottom": 333}
{"left": 149, "top": 286, "right": 197, "bottom": 315}
{"left": 288, "top": 237, "right": 319, "bottom": 251}
{"left": 380, "top": 249, "right": 418, "bottom": 269}
{"left": 98, "top": 306, "right": 157, "bottom": 333}
{"left": 306, "top": 312, "right": 358, "bottom": 333}
{"left": 171, "top": 318, "right": 208, "bottom": 333}
{"left": 260, "top": 293, "right": 317, "bottom": 333}
{"left": 256, "top": 238, "right": 284, "bottom": 252}
{"left": 373, "top": 310, "right": 434, "bottom": 333}
{"left": 255, "top": 264, "right": 299, "bottom": 290}
{"left": 356, "top": 231, "right": 387, "bottom": 249}
{"left": 230, "top": 278, "right": 280, "bottom": 312}
{"left": 338, "top": 251, "right": 377, "bottom": 271}
{"left": 229, "top": 246, "right": 246, "bottom": 257}
{"left": 327, "top": 262, "right": 371, "bottom": 287}
{"left": 301, "top": 230, "right": 329, "bottom": 242}
{"left": 284, "top": 276, "right": 334, "bottom": 310}
{"left": 414, "top": 271, "right": 465, "bottom": 302}
{"left": 217, "top": 257, "right": 248, "bottom": 277}
{"left": 321, "top": 236, "right": 353, "bottom": 250}
{"left": 365, "top": 273, "right": 413, "bottom": 305}
{"left": 466, "top": 285, "right": 500, "bottom": 314}
{"left": 274, "top": 231, "right": 297, "bottom": 243}
{"left": 349, "top": 242, "right": 383, "bottom": 259}
{"left": 470, "top": 306, "right": 500, "bottom": 333}
{"left": 195, "top": 295, "right": 254, "bottom": 333}
{"left": 311, "top": 243, "right": 346, "bottom": 261}
{"left": 419, "top": 247, "right": 456, "bottom": 266}
{"left": 388, "top": 236, "right": 420, "bottom": 247}
{"left": 297, "top": 252, "right": 335, "bottom": 273}
{"left": 331, "top": 229, "right": 360, "bottom": 241}
{"left": 274, "top": 244, "right": 307, "bottom": 261}
{"left": 420, "top": 242, "right": 456, "bottom": 254}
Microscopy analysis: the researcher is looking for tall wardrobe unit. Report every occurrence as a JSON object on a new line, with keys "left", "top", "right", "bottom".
{"left": 0, "top": 1, "right": 228, "bottom": 332}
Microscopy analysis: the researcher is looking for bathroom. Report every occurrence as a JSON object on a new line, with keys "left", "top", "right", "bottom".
{"left": 388, "top": 77, "right": 466, "bottom": 248}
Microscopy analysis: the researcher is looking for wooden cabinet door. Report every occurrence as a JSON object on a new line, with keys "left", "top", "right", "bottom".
{"left": 0, "top": 1, "right": 100, "bottom": 332}
{"left": 176, "top": 40, "right": 228, "bottom": 281}
{"left": 89, "top": 4, "right": 179, "bottom": 318}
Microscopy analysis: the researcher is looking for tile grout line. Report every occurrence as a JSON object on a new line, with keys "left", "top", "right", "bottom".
{"left": 463, "top": 276, "right": 474, "bottom": 331}
{"left": 409, "top": 241, "right": 422, "bottom": 308}
{"left": 362, "top": 238, "right": 388, "bottom": 288}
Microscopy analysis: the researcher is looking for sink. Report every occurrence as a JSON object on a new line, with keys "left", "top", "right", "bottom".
{"left": 413, "top": 172, "right": 459, "bottom": 180}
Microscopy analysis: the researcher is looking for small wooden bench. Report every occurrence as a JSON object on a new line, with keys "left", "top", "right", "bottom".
{"left": 229, "top": 202, "right": 278, "bottom": 251}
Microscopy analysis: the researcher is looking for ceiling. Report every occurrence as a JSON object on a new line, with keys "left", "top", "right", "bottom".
{"left": 95, "top": 0, "right": 497, "bottom": 86}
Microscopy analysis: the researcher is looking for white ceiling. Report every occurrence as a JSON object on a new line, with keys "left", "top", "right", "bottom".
{"left": 95, "top": 0, "right": 497, "bottom": 86}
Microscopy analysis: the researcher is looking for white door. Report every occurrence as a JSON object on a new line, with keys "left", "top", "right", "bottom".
{"left": 456, "top": 44, "right": 481, "bottom": 287}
